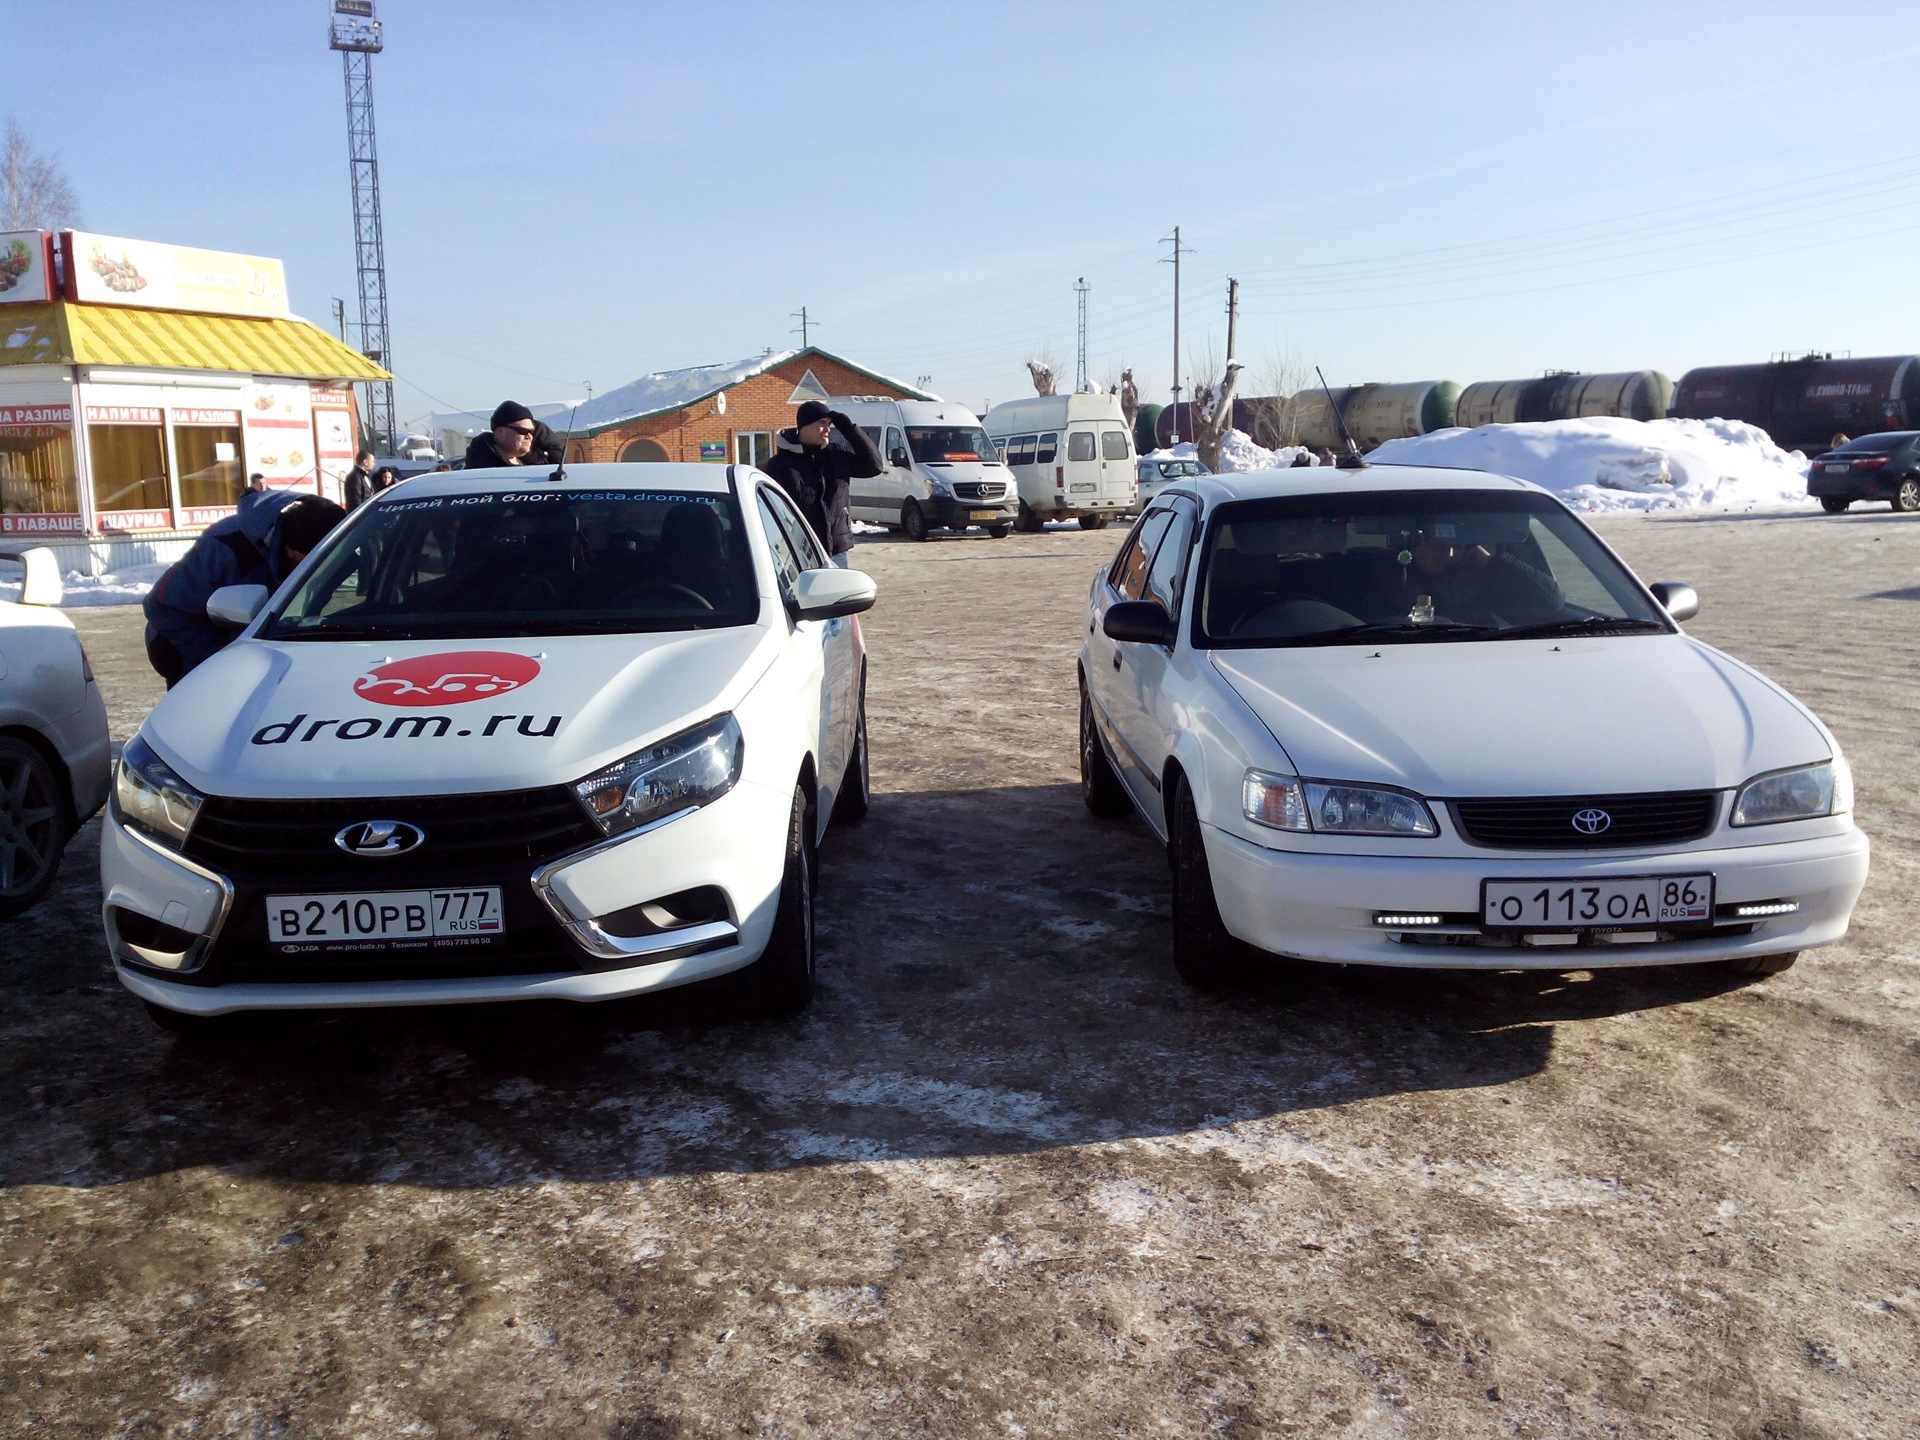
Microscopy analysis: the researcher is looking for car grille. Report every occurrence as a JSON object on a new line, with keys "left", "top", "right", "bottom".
{"left": 183, "top": 786, "right": 603, "bottom": 879}
{"left": 1450, "top": 791, "right": 1721, "bottom": 849}
{"left": 952, "top": 481, "right": 1007, "bottom": 501}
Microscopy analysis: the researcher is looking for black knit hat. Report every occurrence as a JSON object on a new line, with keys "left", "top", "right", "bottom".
{"left": 490, "top": 400, "right": 535, "bottom": 430}
{"left": 795, "top": 400, "right": 833, "bottom": 427}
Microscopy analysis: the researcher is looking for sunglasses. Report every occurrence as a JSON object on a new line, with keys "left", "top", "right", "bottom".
{"left": 504, "top": 424, "right": 536, "bottom": 436}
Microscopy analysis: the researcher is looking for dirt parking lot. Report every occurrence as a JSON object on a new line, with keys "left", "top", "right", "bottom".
{"left": 3, "top": 505, "right": 1917, "bottom": 1439}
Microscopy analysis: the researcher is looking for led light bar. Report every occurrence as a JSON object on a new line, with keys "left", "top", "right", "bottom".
{"left": 1374, "top": 913, "right": 1443, "bottom": 927}
{"left": 1732, "top": 901, "right": 1800, "bottom": 918}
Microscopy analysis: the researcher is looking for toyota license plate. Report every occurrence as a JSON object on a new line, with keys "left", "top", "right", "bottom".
{"left": 267, "top": 887, "right": 505, "bottom": 943}
{"left": 1482, "top": 874, "right": 1713, "bottom": 929}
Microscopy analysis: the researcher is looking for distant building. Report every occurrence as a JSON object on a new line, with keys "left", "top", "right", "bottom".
{"left": 552, "top": 347, "right": 935, "bottom": 467}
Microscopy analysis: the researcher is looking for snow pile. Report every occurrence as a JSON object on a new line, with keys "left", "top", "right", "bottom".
{"left": 0, "top": 560, "right": 167, "bottom": 608}
{"left": 1367, "top": 417, "right": 1813, "bottom": 512}
{"left": 1144, "top": 430, "right": 1316, "bottom": 474}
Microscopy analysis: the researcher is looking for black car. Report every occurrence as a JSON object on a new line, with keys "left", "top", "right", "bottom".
{"left": 1806, "top": 431, "right": 1920, "bottom": 513}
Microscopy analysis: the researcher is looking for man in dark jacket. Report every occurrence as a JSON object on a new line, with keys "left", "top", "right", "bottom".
{"left": 343, "top": 448, "right": 377, "bottom": 508}
{"left": 464, "top": 401, "right": 565, "bottom": 470}
{"left": 761, "top": 400, "right": 883, "bottom": 561}
{"left": 143, "top": 491, "right": 346, "bottom": 686}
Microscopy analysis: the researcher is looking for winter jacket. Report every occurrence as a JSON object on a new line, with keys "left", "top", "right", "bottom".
{"left": 463, "top": 419, "right": 565, "bottom": 470}
{"left": 143, "top": 490, "right": 309, "bottom": 679}
{"left": 761, "top": 414, "right": 883, "bottom": 556}
{"left": 344, "top": 464, "right": 375, "bottom": 509}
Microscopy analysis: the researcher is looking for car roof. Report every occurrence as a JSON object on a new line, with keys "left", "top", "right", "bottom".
{"left": 1179, "top": 463, "right": 1543, "bottom": 505}
{"left": 373, "top": 461, "right": 737, "bottom": 502}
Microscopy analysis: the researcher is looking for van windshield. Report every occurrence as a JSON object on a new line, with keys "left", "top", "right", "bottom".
{"left": 907, "top": 427, "right": 998, "bottom": 463}
{"left": 262, "top": 487, "right": 761, "bottom": 640}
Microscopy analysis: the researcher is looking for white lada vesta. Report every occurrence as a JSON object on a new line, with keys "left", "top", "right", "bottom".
{"left": 103, "top": 463, "right": 875, "bottom": 1026}
{"left": 1079, "top": 466, "right": 1870, "bottom": 989}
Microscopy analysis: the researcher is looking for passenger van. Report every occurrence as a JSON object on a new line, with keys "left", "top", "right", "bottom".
{"left": 982, "top": 393, "right": 1137, "bottom": 530}
{"left": 835, "top": 397, "right": 1016, "bottom": 542}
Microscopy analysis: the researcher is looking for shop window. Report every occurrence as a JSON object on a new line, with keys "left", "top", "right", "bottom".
{"left": 735, "top": 431, "right": 773, "bottom": 467}
{"left": 620, "top": 437, "right": 669, "bottom": 463}
{"left": 87, "top": 423, "right": 171, "bottom": 515}
{"left": 174, "top": 423, "right": 244, "bottom": 508}
{"left": 0, "top": 424, "right": 79, "bottom": 519}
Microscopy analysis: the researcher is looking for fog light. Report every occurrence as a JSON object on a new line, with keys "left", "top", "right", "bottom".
{"left": 1374, "top": 913, "right": 1442, "bottom": 927}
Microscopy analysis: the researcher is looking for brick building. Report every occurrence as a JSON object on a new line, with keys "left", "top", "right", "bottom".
{"left": 552, "top": 347, "right": 935, "bottom": 467}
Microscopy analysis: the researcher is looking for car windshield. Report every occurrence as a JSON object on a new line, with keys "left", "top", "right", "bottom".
{"left": 1194, "top": 489, "right": 1670, "bottom": 647}
{"left": 263, "top": 487, "right": 761, "bottom": 641}
{"left": 907, "top": 427, "right": 997, "bottom": 463}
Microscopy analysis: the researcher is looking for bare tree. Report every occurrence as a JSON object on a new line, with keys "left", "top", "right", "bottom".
{"left": 1024, "top": 354, "right": 1058, "bottom": 396}
{"left": 1254, "top": 344, "right": 1313, "bottom": 448}
{"left": 1184, "top": 341, "right": 1244, "bottom": 473}
{"left": 0, "top": 118, "right": 82, "bottom": 231}
{"left": 1116, "top": 368, "right": 1139, "bottom": 430}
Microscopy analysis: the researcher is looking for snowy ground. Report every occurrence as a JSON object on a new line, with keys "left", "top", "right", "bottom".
{"left": 0, "top": 560, "right": 168, "bottom": 608}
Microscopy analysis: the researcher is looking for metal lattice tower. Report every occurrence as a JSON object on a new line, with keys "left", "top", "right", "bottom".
{"left": 1074, "top": 277, "right": 1089, "bottom": 391}
{"left": 330, "top": 2, "right": 396, "bottom": 453}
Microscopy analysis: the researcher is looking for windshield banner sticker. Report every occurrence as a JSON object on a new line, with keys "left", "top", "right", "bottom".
{"left": 353, "top": 651, "right": 541, "bottom": 707}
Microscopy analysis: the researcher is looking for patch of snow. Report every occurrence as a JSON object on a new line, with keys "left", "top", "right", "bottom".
{"left": 1367, "top": 416, "right": 1814, "bottom": 512}
{"left": 1143, "top": 430, "right": 1315, "bottom": 474}
{"left": 0, "top": 560, "right": 168, "bottom": 607}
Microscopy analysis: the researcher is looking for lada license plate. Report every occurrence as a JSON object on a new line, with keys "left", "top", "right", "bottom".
{"left": 1482, "top": 874, "right": 1713, "bottom": 929}
{"left": 267, "top": 887, "right": 505, "bottom": 943}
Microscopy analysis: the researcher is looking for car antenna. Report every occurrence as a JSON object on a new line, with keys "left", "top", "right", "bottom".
{"left": 548, "top": 398, "right": 586, "bottom": 482}
{"left": 1317, "top": 366, "right": 1367, "bottom": 470}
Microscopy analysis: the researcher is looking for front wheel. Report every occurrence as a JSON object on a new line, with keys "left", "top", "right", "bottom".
{"left": 901, "top": 500, "right": 930, "bottom": 543}
{"left": 1168, "top": 777, "right": 1250, "bottom": 990}
{"left": 1726, "top": 951, "right": 1798, "bottom": 976}
{"left": 0, "top": 734, "right": 68, "bottom": 919}
{"left": 1078, "top": 513, "right": 1109, "bottom": 531}
{"left": 1894, "top": 477, "right": 1920, "bottom": 512}
{"left": 1080, "top": 684, "right": 1132, "bottom": 819}
{"left": 730, "top": 785, "right": 816, "bottom": 1015}
{"left": 1819, "top": 496, "right": 1851, "bottom": 514}
{"left": 985, "top": 523, "right": 1012, "bottom": 539}
{"left": 1014, "top": 502, "right": 1045, "bottom": 533}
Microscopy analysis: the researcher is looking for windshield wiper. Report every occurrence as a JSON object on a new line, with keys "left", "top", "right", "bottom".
{"left": 1287, "top": 621, "right": 1494, "bottom": 646}
{"left": 1494, "top": 615, "right": 1668, "bottom": 640}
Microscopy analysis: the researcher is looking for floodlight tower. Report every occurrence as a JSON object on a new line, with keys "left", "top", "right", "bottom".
{"left": 329, "top": 0, "right": 396, "bottom": 453}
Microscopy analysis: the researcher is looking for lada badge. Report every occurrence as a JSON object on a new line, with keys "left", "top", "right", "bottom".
{"left": 335, "top": 820, "right": 427, "bottom": 856}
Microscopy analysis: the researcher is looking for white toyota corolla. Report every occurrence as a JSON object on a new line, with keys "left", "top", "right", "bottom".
{"left": 1080, "top": 466, "right": 1869, "bottom": 987}
{"left": 103, "top": 462, "right": 875, "bottom": 1026}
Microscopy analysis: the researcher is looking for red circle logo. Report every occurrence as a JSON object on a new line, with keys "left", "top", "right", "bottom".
{"left": 352, "top": 651, "right": 542, "bottom": 708}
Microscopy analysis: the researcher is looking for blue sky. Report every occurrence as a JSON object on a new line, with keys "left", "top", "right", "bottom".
{"left": 10, "top": 1, "right": 1920, "bottom": 426}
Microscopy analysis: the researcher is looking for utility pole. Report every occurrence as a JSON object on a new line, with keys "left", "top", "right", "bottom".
{"left": 1160, "top": 227, "right": 1192, "bottom": 440}
{"left": 1074, "top": 277, "right": 1090, "bottom": 391}
{"left": 792, "top": 306, "right": 812, "bottom": 346}
{"left": 330, "top": 0, "right": 396, "bottom": 455}
{"left": 331, "top": 296, "right": 349, "bottom": 342}
{"left": 1225, "top": 277, "right": 1240, "bottom": 366}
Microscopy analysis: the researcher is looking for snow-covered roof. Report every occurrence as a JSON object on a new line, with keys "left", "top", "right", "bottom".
{"left": 553, "top": 347, "right": 940, "bottom": 437}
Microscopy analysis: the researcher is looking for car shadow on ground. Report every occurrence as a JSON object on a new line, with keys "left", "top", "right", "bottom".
{"left": 1, "top": 784, "right": 1754, "bottom": 1191}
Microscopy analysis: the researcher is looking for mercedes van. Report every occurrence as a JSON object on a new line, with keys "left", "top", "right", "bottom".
{"left": 982, "top": 394, "right": 1138, "bottom": 531}
{"left": 835, "top": 397, "right": 1016, "bottom": 542}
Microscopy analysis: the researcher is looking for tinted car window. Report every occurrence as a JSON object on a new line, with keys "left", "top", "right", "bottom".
{"left": 1008, "top": 434, "right": 1037, "bottom": 466}
{"left": 1113, "top": 508, "right": 1175, "bottom": 601}
{"left": 760, "top": 486, "right": 828, "bottom": 570}
{"left": 1036, "top": 432, "right": 1059, "bottom": 464}
{"left": 1144, "top": 506, "right": 1196, "bottom": 614}
{"left": 1827, "top": 433, "right": 1912, "bottom": 455}
{"left": 756, "top": 492, "right": 805, "bottom": 597}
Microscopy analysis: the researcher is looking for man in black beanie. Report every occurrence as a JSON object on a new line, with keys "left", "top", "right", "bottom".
{"left": 464, "top": 401, "right": 565, "bottom": 470}
{"left": 762, "top": 399, "right": 883, "bottom": 563}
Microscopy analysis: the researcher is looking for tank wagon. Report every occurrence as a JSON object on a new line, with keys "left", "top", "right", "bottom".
{"left": 1152, "top": 397, "right": 1277, "bottom": 451}
{"left": 1671, "top": 354, "right": 1920, "bottom": 452}
{"left": 1279, "top": 381, "right": 1460, "bottom": 452}
{"left": 1453, "top": 370, "right": 1672, "bottom": 427}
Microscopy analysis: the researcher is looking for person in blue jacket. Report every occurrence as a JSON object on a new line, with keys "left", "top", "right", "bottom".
{"left": 142, "top": 490, "right": 346, "bottom": 686}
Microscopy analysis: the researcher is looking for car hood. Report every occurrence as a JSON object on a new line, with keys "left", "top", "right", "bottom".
{"left": 144, "top": 626, "right": 777, "bottom": 798}
{"left": 1211, "top": 635, "right": 1829, "bottom": 796}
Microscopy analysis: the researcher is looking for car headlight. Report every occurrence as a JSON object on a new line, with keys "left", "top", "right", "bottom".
{"left": 1731, "top": 759, "right": 1849, "bottom": 826}
{"left": 571, "top": 714, "right": 744, "bottom": 838}
{"left": 113, "top": 735, "right": 206, "bottom": 847}
{"left": 1242, "top": 769, "right": 1438, "bottom": 837}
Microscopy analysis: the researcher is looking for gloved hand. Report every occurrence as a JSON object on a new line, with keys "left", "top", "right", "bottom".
{"left": 829, "top": 410, "right": 855, "bottom": 431}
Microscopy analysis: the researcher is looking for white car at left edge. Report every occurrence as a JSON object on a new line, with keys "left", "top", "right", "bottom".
{"left": 101, "top": 462, "right": 875, "bottom": 1028}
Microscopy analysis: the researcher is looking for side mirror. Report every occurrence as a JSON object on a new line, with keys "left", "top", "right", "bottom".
{"left": 791, "top": 567, "right": 877, "bottom": 621}
{"left": 0, "top": 546, "right": 63, "bottom": 606}
{"left": 889, "top": 448, "right": 911, "bottom": 469}
{"left": 1648, "top": 581, "right": 1699, "bottom": 622}
{"left": 1104, "top": 598, "right": 1177, "bottom": 647}
{"left": 206, "top": 583, "right": 270, "bottom": 628}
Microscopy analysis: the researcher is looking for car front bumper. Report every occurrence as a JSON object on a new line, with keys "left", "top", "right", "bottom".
{"left": 925, "top": 494, "right": 1015, "bottom": 528}
{"left": 1203, "top": 822, "right": 1870, "bottom": 969}
{"left": 102, "top": 776, "right": 795, "bottom": 1013}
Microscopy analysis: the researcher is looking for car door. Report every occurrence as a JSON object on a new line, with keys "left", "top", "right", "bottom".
{"left": 1115, "top": 497, "right": 1201, "bottom": 837}
{"left": 885, "top": 425, "right": 912, "bottom": 522}
{"left": 1100, "top": 426, "right": 1136, "bottom": 508}
{"left": 1087, "top": 503, "right": 1176, "bottom": 812}
{"left": 850, "top": 426, "right": 887, "bottom": 523}
{"left": 758, "top": 486, "right": 856, "bottom": 808}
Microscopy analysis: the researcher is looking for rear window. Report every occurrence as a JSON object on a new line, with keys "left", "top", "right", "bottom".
{"left": 265, "top": 487, "right": 760, "bottom": 641}
{"left": 1829, "top": 434, "right": 1911, "bottom": 455}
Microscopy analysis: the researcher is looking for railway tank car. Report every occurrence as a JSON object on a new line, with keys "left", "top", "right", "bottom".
{"left": 1671, "top": 354, "right": 1920, "bottom": 453}
{"left": 1279, "top": 381, "right": 1460, "bottom": 451}
{"left": 1454, "top": 370, "right": 1672, "bottom": 427}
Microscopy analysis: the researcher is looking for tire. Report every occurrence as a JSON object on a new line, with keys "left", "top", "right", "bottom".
{"left": 1167, "top": 776, "right": 1249, "bottom": 990}
{"left": 1894, "top": 477, "right": 1920, "bottom": 513}
{"left": 901, "top": 500, "right": 930, "bottom": 543}
{"left": 0, "top": 734, "right": 69, "bottom": 919}
{"left": 1078, "top": 514, "right": 1109, "bottom": 531}
{"left": 1080, "top": 683, "right": 1132, "bottom": 819}
{"left": 730, "top": 785, "right": 816, "bottom": 1016}
{"left": 1819, "top": 496, "right": 1851, "bottom": 514}
{"left": 1015, "top": 502, "right": 1045, "bottom": 533}
{"left": 832, "top": 676, "right": 870, "bottom": 824}
{"left": 1726, "top": 951, "right": 1798, "bottom": 976}
{"left": 986, "top": 523, "right": 1011, "bottom": 539}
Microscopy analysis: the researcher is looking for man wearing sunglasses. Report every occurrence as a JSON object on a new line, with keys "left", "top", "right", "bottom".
{"left": 463, "top": 400, "right": 564, "bottom": 470}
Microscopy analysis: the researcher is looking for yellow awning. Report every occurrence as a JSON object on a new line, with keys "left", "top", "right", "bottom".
{"left": 0, "top": 301, "right": 390, "bottom": 381}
